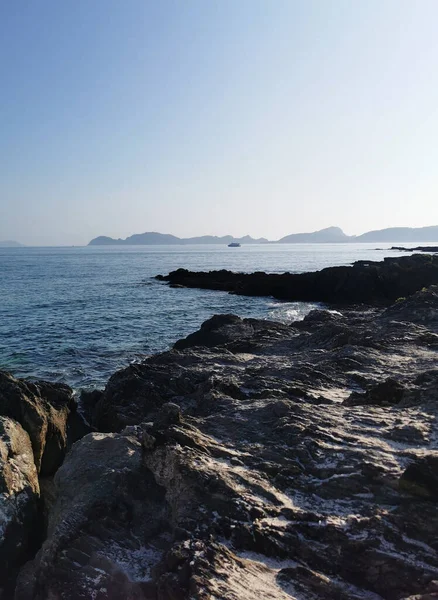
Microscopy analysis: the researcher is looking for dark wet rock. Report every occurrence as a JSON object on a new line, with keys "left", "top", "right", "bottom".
{"left": 174, "top": 313, "right": 290, "bottom": 350}
{"left": 392, "top": 246, "right": 438, "bottom": 253}
{"left": 0, "top": 417, "right": 40, "bottom": 596}
{"left": 344, "top": 378, "right": 405, "bottom": 407}
{"left": 300, "top": 308, "right": 343, "bottom": 325}
{"left": 400, "top": 580, "right": 438, "bottom": 599}
{"left": 400, "top": 370, "right": 438, "bottom": 406}
{"left": 92, "top": 359, "right": 199, "bottom": 432}
{"left": 157, "top": 254, "right": 438, "bottom": 305}
{"left": 79, "top": 389, "right": 103, "bottom": 425}
{"left": 156, "top": 402, "right": 182, "bottom": 426}
{"left": 400, "top": 456, "right": 438, "bottom": 500}
{"left": 387, "top": 423, "right": 427, "bottom": 444}
{"left": 381, "top": 285, "right": 438, "bottom": 326}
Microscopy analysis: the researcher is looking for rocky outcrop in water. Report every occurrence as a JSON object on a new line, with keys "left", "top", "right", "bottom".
{"left": 391, "top": 247, "right": 438, "bottom": 253}
{"left": 7, "top": 285, "right": 437, "bottom": 599}
{"left": 156, "top": 254, "right": 438, "bottom": 304}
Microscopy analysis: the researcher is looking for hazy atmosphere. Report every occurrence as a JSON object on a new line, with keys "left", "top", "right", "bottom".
{"left": 2, "top": 3, "right": 438, "bottom": 597}
{"left": 1, "top": 0, "right": 438, "bottom": 246}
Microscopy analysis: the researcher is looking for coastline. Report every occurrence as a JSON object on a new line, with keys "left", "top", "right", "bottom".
{"left": 2, "top": 242, "right": 416, "bottom": 390}
{"left": 1, "top": 257, "right": 438, "bottom": 598}
{"left": 156, "top": 253, "right": 438, "bottom": 304}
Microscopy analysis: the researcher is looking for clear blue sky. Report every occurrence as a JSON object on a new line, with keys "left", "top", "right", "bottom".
{"left": 1, "top": 0, "right": 437, "bottom": 245}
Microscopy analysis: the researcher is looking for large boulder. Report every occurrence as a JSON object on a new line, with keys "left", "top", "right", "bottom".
{"left": 15, "top": 429, "right": 172, "bottom": 600}
{"left": 0, "top": 417, "right": 40, "bottom": 596}
{"left": 174, "top": 314, "right": 290, "bottom": 350}
{"left": 91, "top": 358, "right": 199, "bottom": 432}
{"left": 381, "top": 285, "right": 438, "bottom": 327}
{"left": 0, "top": 371, "right": 86, "bottom": 476}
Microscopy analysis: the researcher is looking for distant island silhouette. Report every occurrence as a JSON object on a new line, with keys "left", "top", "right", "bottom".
{"left": 0, "top": 240, "right": 23, "bottom": 247}
{"left": 88, "top": 225, "right": 438, "bottom": 245}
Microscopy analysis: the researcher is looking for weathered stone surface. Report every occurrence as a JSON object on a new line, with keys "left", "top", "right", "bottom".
{"left": 14, "top": 286, "right": 438, "bottom": 599}
{"left": 381, "top": 285, "right": 438, "bottom": 326}
{"left": 0, "top": 371, "right": 87, "bottom": 476}
{"left": 157, "top": 254, "right": 438, "bottom": 305}
{"left": 174, "top": 313, "right": 290, "bottom": 350}
{"left": 0, "top": 417, "right": 40, "bottom": 595}
{"left": 15, "top": 429, "right": 172, "bottom": 600}
{"left": 16, "top": 397, "right": 438, "bottom": 599}
{"left": 93, "top": 287, "right": 438, "bottom": 433}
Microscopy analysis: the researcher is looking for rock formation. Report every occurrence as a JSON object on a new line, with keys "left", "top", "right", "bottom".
{"left": 0, "top": 417, "right": 40, "bottom": 596}
{"left": 0, "top": 373, "right": 90, "bottom": 597}
{"left": 156, "top": 253, "right": 438, "bottom": 305}
{"left": 0, "top": 372, "right": 87, "bottom": 476}
{"left": 2, "top": 280, "right": 438, "bottom": 598}
{"left": 391, "top": 246, "right": 438, "bottom": 253}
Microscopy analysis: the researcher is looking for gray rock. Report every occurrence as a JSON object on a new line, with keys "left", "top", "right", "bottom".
{"left": 382, "top": 285, "right": 438, "bottom": 326}
{"left": 0, "top": 417, "right": 40, "bottom": 595}
{"left": 0, "top": 371, "right": 87, "bottom": 476}
{"left": 13, "top": 282, "right": 438, "bottom": 598}
{"left": 174, "top": 313, "right": 290, "bottom": 350}
{"left": 15, "top": 430, "right": 172, "bottom": 600}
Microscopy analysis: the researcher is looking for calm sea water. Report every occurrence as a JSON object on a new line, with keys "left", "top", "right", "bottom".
{"left": 0, "top": 243, "right": 417, "bottom": 390}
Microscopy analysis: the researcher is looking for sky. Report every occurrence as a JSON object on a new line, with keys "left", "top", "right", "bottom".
{"left": 1, "top": 0, "right": 438, "bottom": 246}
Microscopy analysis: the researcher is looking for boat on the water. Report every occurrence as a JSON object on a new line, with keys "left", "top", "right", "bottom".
{"left": 228, "top": 242, "right": 241, "bottom": 247}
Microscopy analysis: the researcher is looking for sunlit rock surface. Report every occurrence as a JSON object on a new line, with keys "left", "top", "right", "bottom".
{"left": 12, "top": 286, "right": 438, "bottom": 599}
{"left": 0, "top": 372, "right": 86, "bottom": 476}
{"left": 0, "top": 417, "right": 40, "bottom": 596}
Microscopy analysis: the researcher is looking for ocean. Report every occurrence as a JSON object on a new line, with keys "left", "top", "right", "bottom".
{"left": 0, "top": 243, "right": 417, "bottom": 390}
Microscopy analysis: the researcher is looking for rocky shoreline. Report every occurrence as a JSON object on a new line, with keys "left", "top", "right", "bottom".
{"left": 1, "top": 259, "right": 438, "bottom": 599}
{"left": 156, "top": 254, "right": 438, "bottom": 304}
{"left": 390, "top": 247, "right": 438, "bottom": 253}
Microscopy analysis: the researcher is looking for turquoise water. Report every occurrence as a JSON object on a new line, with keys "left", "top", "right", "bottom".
{"left": 0, "top": 243, "right": 415, "bottom": 389}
